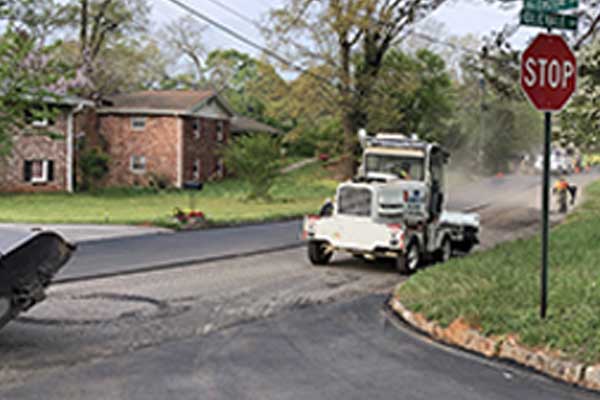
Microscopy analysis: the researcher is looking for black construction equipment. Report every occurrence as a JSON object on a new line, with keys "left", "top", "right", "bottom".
{"left": 0, "top": 229, "right": 75, "bottom": 330}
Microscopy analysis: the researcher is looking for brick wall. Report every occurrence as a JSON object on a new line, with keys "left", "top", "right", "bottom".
{"left": 98, "top": 115, "right": 180, "bottom": 187}
{"left": 181, "top": 117, "right": 229, "bottom": 183}
{"left": 0, "top": 109, "right": 70, "bottom": 192}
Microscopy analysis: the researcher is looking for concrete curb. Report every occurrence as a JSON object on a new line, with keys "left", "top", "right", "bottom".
{"left": 388, "top": 297, "right": 600, "bottom": 391}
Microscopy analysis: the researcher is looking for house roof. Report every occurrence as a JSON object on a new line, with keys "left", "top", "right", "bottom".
{"left": 99, "top": 90, "right": 235, "bottom": 118}
{"left": 231, "top": 116, "right": 283, "bottom": 135}
{"left": 107, "top": 90, "right": 214, "bottom": 110}
{"left": 24, "top": 94, "right": 94, "bottom": 108}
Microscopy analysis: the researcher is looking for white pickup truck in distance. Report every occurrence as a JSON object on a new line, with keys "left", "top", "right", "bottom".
{"left": 302, "top": 132, "right": 480, "bottom": 274}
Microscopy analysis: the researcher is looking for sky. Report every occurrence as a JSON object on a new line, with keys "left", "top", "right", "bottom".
{"left": 150, "top": 0, "right": 537, "bottom": 57}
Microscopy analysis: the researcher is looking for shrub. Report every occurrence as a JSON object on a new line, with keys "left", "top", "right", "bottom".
{"left": 223, "top": 134, "right": 281, "bottom": 200}
{"left": 79, "top": 148, "right": 109, "bottom": 191}
{"left": 149, "top": 173, "right": 173, "bottom": 190}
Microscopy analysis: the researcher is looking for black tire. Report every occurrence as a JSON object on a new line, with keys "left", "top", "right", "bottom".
{"left": 308, "top": 240, "right": 333, "bottom": 265}
{"left": 454, "top": 241, "right": 474, "bottom": 254}
{"left": 396, "top": 240, "right": 420, "bottom": 274}
{"left": 437, "top": 236, "right": 453, "bottom": 263}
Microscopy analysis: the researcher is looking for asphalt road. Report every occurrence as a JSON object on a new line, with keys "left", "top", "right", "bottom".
{"left": 2, "top": 295, "right": 597, "bottom": 400}
{"left": 0, "top": 172, "right": 598, "bottom": 399}
{"left": 58, "top": 173, "right": 552, "bottom": 281}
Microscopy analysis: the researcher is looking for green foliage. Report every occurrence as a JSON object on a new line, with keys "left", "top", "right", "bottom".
{"left": 0, "top": 26, "right": 65, "bottom": 156}
{"left": 205, "top": 49, "right": 290, "bottom": 131}
{"left": 397, "top": 180, "right": 600, "bottom": 364}
{"left": 79, "top": 147, "right": 110, "bottom": 191}
{"left": 286, "top": 117, "right": 343, "bottom": 157}
{"left": 559, "top": 39, "right": 600, "bottom": 149}
{"left": 479, "top": 100, "right": 542, "bottom": 173}
{"left": 222, "top": 135, "right": 282, "bottom": 200}
{"left": 367, "top": 49, "right": 456, "bottom": 142}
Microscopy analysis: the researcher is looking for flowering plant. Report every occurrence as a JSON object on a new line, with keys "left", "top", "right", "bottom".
{"left": 173, "top": 208, "right": 206, "bottom": 224}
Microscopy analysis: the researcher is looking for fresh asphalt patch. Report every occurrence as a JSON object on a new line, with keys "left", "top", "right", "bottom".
{"left": 2, "top": 294, "right": 597, "bottom": 400}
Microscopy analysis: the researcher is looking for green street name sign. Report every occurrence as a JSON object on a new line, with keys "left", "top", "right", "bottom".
{"left": 520, "top": 9, "right": 578, "bottom": 30}
{"left": 524, "top": 0, "right": 578, "bottom": 11}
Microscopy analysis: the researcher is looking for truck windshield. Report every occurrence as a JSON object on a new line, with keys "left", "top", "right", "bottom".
{"left": 365, "top": 154, "right": 424, "bottom": 181}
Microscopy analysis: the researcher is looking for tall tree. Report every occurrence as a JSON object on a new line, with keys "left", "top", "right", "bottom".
{"left": 559, "top": 38, "right": 600, "bottom": 148}
{"left": 367, "top": 48, "right": 456, "bottom": 142}
{"left": 160, "top": 15, "right": 208, "bottom": 85}
{"left": 204, "top": 49, "right": 289, "bottom": 128}
{"left": 0, "top": 27, "right": 71, "bottom": 156}
{"left": 0, "top": 0, "right": 69, "bottom": 46}
{"left": 65, "top": 0, "right": 151, "bottom": 98}
{"left": 266, "top": 0, "right": 446, "bottom": 177}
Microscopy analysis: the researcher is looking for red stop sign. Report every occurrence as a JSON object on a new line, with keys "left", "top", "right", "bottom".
{"left": 521, "top": 33, "right": 577, "bottom": 112}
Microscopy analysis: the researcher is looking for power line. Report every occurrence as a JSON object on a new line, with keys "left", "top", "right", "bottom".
{"left": 163, "top": 0, "right": 344, "bottom": 93}
{"left": 202, "top": 0, "right": 261, "bottom": 29}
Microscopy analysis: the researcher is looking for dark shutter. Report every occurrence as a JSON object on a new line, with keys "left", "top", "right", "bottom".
{"left": 47, "top": 160, "right": 54, "bottom": 182}
{"left": 24, "top": 161, "right": 32, "bottom": 182}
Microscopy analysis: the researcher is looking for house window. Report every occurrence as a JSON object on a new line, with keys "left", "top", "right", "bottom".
{"left": 216, "top": 121, "right": 224, "bottom": 142}
{"left": 193, "top": 119, "right": 201, "bottom": 139}
{"left": 193, "top": 159, "right": 201, "bottom": 181}
{"left": 131, "top": 117, "right": 146, "bottom": 131}
{"left": 130, "top": 155, "right": 147, "bottom": 173}
{"left": 24, "top": 160, "right": 54, "bottom": 184}
{"left": 24, "top": 109, "right": 55, "bottom": 128}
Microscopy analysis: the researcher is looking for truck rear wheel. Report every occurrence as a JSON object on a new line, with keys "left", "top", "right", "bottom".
{"left": 455, "top": 241, "right": 474, "bottom": 254}
{"left": 437, "top": 237, "right": 453, "bottom": 263}
{"left": 396, "top": 241, "right": 420, "bottom": 274}
{"left": 308, "top": 240, "right": 333, "bottom": 266}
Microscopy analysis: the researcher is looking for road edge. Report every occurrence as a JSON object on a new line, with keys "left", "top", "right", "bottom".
{"left": 387, "top": 296, "right": 600, "bottom": 392}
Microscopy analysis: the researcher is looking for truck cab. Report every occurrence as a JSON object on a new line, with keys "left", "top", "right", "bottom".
{"left": 303, "top": 133, "right": 479, "bottom": 274}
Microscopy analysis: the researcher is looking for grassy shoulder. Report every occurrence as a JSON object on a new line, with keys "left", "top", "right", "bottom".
{"left": 396, "top": 180, "right": 600, "bottom": 364}
{"left": 0, "top": 163, "right": 338, "bottom": 226}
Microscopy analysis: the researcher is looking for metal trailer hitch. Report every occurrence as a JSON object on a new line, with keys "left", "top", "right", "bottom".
{"left": 0, "top": 229, "right": 75, "bottom": 330}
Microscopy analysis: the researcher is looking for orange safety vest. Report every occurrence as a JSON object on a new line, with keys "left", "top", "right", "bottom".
{"left": 554, "top": 181, "right": 569, "bottom": 192}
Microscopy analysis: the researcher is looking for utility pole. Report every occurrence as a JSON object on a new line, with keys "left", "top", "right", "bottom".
{"left": 479, "top": 76, "right": 486, "bottom": 169}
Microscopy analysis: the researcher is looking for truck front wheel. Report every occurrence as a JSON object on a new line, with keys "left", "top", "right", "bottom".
{"left": 308, "top": 240, "right": 333, "bottom": 266}
{"left": 396, "top": 241, "right": 420, "bottom": 274}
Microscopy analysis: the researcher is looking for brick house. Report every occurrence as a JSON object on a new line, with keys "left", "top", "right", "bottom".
{"left": 0, "top": 96, "right": 95, "bottom": 193}
{"left": 97, "top": 90, "right": 234, "bottom": 188}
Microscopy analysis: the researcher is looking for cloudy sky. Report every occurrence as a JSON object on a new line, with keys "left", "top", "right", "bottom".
{"left": 150, "top": 0, "right": 539, "bottom": 57}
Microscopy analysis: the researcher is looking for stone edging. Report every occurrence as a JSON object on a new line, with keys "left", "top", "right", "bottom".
{"left": 388, "top": 297, "right": 600, "bottom": 391}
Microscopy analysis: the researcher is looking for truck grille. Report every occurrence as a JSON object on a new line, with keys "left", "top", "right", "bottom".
{"left": 338, "top": 187, "right": 372, "bottom": 217}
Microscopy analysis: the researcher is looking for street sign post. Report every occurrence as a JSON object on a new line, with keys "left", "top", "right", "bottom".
{"left": 521, "top": 33, "right": 577, "bottom": 319}
{"left": 520, "top": 9, "right": 578, "bottom": 30}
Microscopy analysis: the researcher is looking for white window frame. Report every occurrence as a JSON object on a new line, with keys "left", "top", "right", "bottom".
{"left": 193, "top": 159, "right": 201, "bottom": 181}
{"left": 131, "top": 117, "right": 147, "bottom": 131}
{"left": 31, "top": 119, "right": 49, "bottom": 128}
{"left": 31, "top": 160, "right": 49, "bottom": 183}
{"left": 130, "top": 155, "right": 147, "bottom": 174}
{"left": 216, "top": 121, "right": 224, "bottom": 142}
{"left": 193, "top": 119, "right": 201, "bottom": 139}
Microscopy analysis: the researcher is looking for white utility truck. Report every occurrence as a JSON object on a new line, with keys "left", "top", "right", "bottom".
{"left": 303, "top": 132, "right": 480, "bottom": 274}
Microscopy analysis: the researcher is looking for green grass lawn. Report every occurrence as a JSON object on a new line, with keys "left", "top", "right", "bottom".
{"left": 0, "top": 163, "right": 338, "bottom": 227}
{"left": 396, "top": 180, "right": 600, "bottom": 364}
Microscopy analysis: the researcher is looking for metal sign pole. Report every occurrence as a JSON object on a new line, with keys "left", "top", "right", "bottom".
{"left": 541, "top": 111, "right": 551, "bottom": 319}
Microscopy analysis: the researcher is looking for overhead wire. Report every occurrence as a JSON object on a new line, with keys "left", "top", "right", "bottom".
{"left": 163, "top": 0, "right": 350, "bottom": 94}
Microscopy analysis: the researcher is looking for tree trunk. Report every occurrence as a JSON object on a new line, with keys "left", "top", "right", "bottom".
{"left": 339, "top": 41, "right": 357, "bottom": 179}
